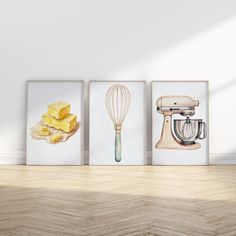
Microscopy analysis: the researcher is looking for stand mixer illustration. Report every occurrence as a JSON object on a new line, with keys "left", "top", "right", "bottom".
{"left": 155, "top": 96, "right": 206, "bottom": 150}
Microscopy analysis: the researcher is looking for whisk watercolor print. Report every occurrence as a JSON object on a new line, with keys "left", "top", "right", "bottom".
{"left": 152, "top": 81, "right": 209, "bottom": 165}
{"left": 89, "top": 81, "right": 147, "bottom": 165}
{"left": 105, "top": 84, "right": 131, "bottom": 162}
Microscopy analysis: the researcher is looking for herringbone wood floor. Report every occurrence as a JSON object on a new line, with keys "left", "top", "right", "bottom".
{"left": 0, "top": 166, "right": 235, "bottom": 236}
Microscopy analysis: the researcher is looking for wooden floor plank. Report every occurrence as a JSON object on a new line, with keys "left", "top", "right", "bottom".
{"left": 0, "top": 166, "right": 235, "bottom": 235}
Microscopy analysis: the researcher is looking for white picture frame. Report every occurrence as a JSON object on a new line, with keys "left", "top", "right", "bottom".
{"left": 152, "top": 80, "right": 209, "bottom": 165}
{"left": 89, "top": 80, "right": 147, "bottom": 165}
{"left": 26, "top": 80, "right": 84, "bottom": 165}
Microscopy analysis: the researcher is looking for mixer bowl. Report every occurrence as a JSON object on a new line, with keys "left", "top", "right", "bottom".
{"left": 173, "top": 119, "right": 203, "bottom": 144}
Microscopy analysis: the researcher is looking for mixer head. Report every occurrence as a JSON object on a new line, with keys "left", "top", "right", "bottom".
{"left": 156, "top": 96, "right": 199, "bottom": 116}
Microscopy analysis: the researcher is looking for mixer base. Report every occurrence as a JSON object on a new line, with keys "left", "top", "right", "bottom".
{"left": 155, "top": 141, "right": 201, "bottom": 150}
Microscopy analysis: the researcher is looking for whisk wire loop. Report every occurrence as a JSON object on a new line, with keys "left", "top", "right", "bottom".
{"left": 105, "top": 84, "right": 131, "bottom": 130}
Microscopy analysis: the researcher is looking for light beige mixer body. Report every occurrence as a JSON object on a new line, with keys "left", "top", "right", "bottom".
{"left": 155, "top": 96, "right": 206, "bottom": 150}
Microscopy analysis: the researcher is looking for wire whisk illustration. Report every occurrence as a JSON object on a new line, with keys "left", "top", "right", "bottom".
{"left": 105, "top": 84, "right": 131, "bottom": 162}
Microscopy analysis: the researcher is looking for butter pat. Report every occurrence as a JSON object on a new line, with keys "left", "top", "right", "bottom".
{"left": 48, "top": 101, "right": 70, "bottom": 120}
{"left": 38, "top": 125, "right": 51, "bottom": 136}
{"left": 42, "top": 113, "right": 77, "bottom": 133}
{"left": 49, "top": 133, "right": 62, "bottom": 144}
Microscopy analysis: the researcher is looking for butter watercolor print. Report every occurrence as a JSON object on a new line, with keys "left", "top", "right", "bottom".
{"left": 30, "top": 101, "right": 80, "bottom": 144}
{"left": 26, "top": 81, "right": 84, "bottom": 165}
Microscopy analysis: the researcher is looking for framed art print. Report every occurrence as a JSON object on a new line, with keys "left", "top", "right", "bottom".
{"left": 152, "top": 81, "right": 209, "bottom": 165}
{"left": 89, "top": 81, "right": 147, "bottom": 165}
{"left": 26, "top": 80, "right": 84, "bottom": 165}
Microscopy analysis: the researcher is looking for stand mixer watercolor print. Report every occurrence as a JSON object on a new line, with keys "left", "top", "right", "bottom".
{"left": 152, "top": 81, "right": 209, "bottom": 165}
{"left": 89, "top": 81, "right": 147, "bottom": 165}
{"left": 26, "top": 81, "right": 84, "bottom": 165}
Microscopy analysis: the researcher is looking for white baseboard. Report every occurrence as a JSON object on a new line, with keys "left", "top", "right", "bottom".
{"left": 0, "top": 150, "right": 235, "bottom": 165}
{"left": 210, "top": 153, "right": 236, "bottom": 164}
{"left": 0, "top": 151, "right": 26, "bottom": 164}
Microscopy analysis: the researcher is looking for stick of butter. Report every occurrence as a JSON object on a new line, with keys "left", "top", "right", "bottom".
{"left": 48, "top": 101, "right": 70, "bottom": 120}
{"left": 38, "top": 125, "right": 51, "bottom": 136}
{"left": 42, "top": 113, "right": 77, "bottom": 133}
{"left": 49, "top": 133, "right": 62, "bottom": 144}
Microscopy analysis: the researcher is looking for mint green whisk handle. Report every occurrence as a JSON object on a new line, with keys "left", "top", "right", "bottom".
{"left": 115, "top": 133, "right": 121, "bottom": 162}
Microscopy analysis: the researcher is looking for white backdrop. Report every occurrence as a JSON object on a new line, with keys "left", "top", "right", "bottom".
{"left": 0, "top": 0, "right": 236, "bottom": 164}
{"left": 89, "top": 81, "right": 146, "bottom": 165}
{"left": 152, "top": 81, "right": 208, "bottom": 165}
{"left": 27, "top": 81, "right": 84, "bottom": 165}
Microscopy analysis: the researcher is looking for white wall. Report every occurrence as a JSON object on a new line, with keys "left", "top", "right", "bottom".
{"left": 0, "top": 0, "right": 236, "bottom": 164}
